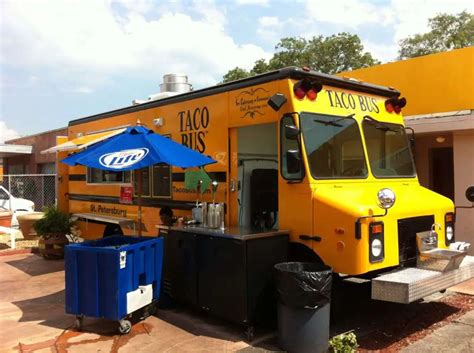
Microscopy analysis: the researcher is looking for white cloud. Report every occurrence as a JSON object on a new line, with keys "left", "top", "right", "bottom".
{"left": 114, "top": 0, "right": 157, "bottom": 15}
{"left": 258, "top": 16, "right": 280, "bottom": 27}
{"left": 192, "top": 0, "right": 227, "bottom": 30}
{"left": 306, "top": 0, "right": 473, "bottom": 32}
{"left": 73, "top": 86, "right": 94, "bottom": 94}
{"left": 0, "top": 122, "right": 20, "bottom": 143}
{"left": 235, "top": 0, "right": 269, "bottom": 6}
{"left": 306, "top": 0, "right": 391, "bottom": 28}
{"left": 389, "top": 0, "right": 474, "bottom": 42}
{"left": 257, "top": 16, "right": 284, "bottom": 41}
{"left": 1, "top": 0, "right": 269, "bottom": 89}
{"left": 362, "top": 40, "right": 398, "bottom": 63}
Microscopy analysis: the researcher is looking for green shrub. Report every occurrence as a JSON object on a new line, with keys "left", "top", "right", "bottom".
{"left": 329, "top": 332, "right": 358, "bottom": 353}
{"left": 33, "top": 206, "right": 74, "bottom": 239}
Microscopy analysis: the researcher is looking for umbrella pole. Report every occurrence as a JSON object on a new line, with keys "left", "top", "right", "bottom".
{"left": 137, "top": 169, "right": 142, "bottom": 236}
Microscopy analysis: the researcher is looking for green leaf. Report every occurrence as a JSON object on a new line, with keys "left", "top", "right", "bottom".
{"left": 398, "top": 11, "right": 474, "bottom": 59}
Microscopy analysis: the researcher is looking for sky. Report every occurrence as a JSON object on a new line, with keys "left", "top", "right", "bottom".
{"left": 1, "top": 0, "right": 473, "bottom": 142}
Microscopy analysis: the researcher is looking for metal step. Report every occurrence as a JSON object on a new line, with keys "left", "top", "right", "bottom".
{"left": 372, "top": 255, "right": 474, "bottom": 304}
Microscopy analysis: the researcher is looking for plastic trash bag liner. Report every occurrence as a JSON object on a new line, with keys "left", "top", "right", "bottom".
{"left": 274, "top": 262, "right": 332, "bottom": 309}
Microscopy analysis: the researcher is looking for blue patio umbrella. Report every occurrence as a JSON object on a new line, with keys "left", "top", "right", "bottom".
{"left": 62, "top": 125, "right": 216, "bottom": 235}
{"left": 62, "top": 125, "right": 215, "bottom": 170}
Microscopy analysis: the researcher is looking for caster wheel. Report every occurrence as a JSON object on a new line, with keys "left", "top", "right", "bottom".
{"left": 118, "top": 319, "right": 132, "bottom": 335}
{"left": 75, "top": 316, "right": 84, "bottom": 331}
{"left": 245, "top": 326, "right": 255, "bottom": 342}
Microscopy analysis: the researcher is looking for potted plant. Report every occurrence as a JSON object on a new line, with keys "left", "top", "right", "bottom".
{"left": 33, "top": 206, "right": 74, "bottom": 259}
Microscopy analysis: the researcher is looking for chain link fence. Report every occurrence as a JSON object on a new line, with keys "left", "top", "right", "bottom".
{"left": 0, "top": 174, "right": 56, "bottom": 211}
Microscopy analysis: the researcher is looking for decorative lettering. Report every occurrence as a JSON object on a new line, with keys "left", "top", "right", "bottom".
{"left": 178, "top": 107, "right": 209, "bottom": 153}
{"left": 90, "top": 204, "right": 127, "bottom": 218}
{"left": 326, "top": 90, "right": 380, "bottom": 113}
{"left": 235, "top": 87, "right": 271, "bottom": 119}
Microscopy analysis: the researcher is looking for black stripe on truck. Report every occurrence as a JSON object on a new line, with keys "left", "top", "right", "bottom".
{"left": 69, "top": 174, "right": 86, "bottom": 181}
{"left": 172, "top": 172, "right": 226, "bottom": 182}
{"left": 68, "top": 173, "right": 226, "bottom": 183}
{"left": 68, "top": 193, "right": 196, "bottom": 210}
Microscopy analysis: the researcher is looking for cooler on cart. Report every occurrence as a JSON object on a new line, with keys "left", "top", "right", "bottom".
{"left": 65, "top": 235, "right": 164, "bottom": 334}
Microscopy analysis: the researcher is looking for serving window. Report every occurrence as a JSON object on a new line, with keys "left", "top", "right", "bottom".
{"left": 133, "top": 164, "right": 172, "bottom": 198}
{"left": 87, "top": 168, "right": 131, "bottom": 184}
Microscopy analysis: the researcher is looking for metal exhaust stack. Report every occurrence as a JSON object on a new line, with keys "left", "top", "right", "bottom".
{"left": 160, "top": 74, "right": 193, "bottom": 93}
{"left": 133, "top": 74, "right": 193, "bottom": 105}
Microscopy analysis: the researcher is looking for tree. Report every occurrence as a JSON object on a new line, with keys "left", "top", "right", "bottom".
{"left": 398, "top": 11, "right": 474, "bottom": 59}
{"left": 222, "top": 33, "right": 380, "bottom": 82}
{"left": 222, "top": 67, "right": 252, "bottom": 83}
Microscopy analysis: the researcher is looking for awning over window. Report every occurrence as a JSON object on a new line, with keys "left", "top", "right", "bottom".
{"left": 41, "top": 128, "right": 126, "bottom": 154}
{"left": 0, "top": 144, "right": 32, "bottom": 158}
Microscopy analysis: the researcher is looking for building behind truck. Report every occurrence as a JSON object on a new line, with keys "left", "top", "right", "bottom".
{"left": 50, "top": 67, "right": 473, "bottom": 305}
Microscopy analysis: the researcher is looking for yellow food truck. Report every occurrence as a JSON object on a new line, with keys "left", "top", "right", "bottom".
{"left": 51, "top": 67, "right": 473, "bottom": 304}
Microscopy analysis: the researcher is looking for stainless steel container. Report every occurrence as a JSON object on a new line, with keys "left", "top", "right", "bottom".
{"left": 215, "top": 203, "right": 224, "bottom": 230}
{"left": 207, "top": 203, "right": 217, "bottom": 228}
{"left": 192, "top": 207, "right": 203, "bottom": 224}
{"left": 201, "top": 202, "right": 208, "bottom": 227}
{"left": 160, "top": 74, "right": 192, "bottom": 93}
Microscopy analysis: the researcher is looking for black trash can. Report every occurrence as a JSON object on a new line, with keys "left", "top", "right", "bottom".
{"left": 274, "top": 262, "right": 332, "bottom": 353}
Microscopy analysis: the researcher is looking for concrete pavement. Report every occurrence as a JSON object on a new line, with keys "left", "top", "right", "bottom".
{"left": 0, "top": 253, "right": 272, "bottom": 353}
{"left": 1, "top": 252, "right": 474, "bottom": 352}
{"left": 399, "top": 278, "right": 474, "bottom": 352}
{"left": 400, "top": 310, "right": 474, "bottom": 352}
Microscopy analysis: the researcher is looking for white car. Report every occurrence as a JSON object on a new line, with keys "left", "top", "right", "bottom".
{"left": 0, "top": 186, "right": 35, "bottom": 228}
{"left": 0, "top": 186, "right": 35, "bottom": 212}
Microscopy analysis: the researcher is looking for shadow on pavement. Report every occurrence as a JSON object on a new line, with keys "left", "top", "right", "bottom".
{"left": 156, "top": 305, "right": 281, "bottom": 351}
{"left": 12, "top": 289, "right": 71, "bottom": 330}
{"left": 6, "top": 253, "right": 64, "bottom": 276}
{"left": 11, "top": 288, "right": 124, "bottom": 336}
{"left": 156, "top": 306, "right": 246, "bottom": 341}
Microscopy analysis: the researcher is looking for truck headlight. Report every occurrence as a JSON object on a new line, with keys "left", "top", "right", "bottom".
{"left": 371, "top": 239, "right": 383, "bottom": 257}
{"left": 369, "top": 222, "right": 384, "bottom": 263}
{"left": 445, "top": 213, "right": 455, "bottom": 246}
{"left": 446, "top": 226, "right": 453, "bottom": 241}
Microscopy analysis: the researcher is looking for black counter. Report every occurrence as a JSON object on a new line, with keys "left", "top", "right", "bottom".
{"left": 158, "top": 225, "right": 289, "bottom": 339}
{"left": 157, "top": 224, "right": 288, "bottom": 240}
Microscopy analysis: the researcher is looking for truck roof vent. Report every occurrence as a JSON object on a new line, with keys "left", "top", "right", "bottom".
{"left": 132, "top": 73, "right": 193, "bottom": 105}
{"left": 160, "top": 73, "right": 193, "bottom": 93}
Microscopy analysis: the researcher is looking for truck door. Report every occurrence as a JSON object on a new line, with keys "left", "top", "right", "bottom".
{"left": 228, "top": 124, "right": 279, "bottom": 228}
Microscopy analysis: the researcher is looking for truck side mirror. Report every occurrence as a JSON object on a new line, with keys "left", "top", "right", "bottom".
{"left": 466, "top": 186, "right": 474, "bottom": 203}
{"left": 285, "top": 124, "right": 299, "bottom": 140}
{"left": 286, "top": 150, "right": 302, "bottom": 174}
{"left": 405, "top": 127, "right": 415, "bottom": 152}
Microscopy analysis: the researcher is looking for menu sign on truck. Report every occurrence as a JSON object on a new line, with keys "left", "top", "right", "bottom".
{"left": 120, "top": 186, "right": 133, "bottom": 204}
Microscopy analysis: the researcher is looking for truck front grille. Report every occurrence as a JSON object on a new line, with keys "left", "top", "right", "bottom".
{"left": 397, "top": 215, "right": 434, "bottom": 266}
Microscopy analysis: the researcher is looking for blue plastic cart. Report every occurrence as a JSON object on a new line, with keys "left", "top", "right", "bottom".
{"left": 65, "top": 236, "right": 163, "bottom": 334}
